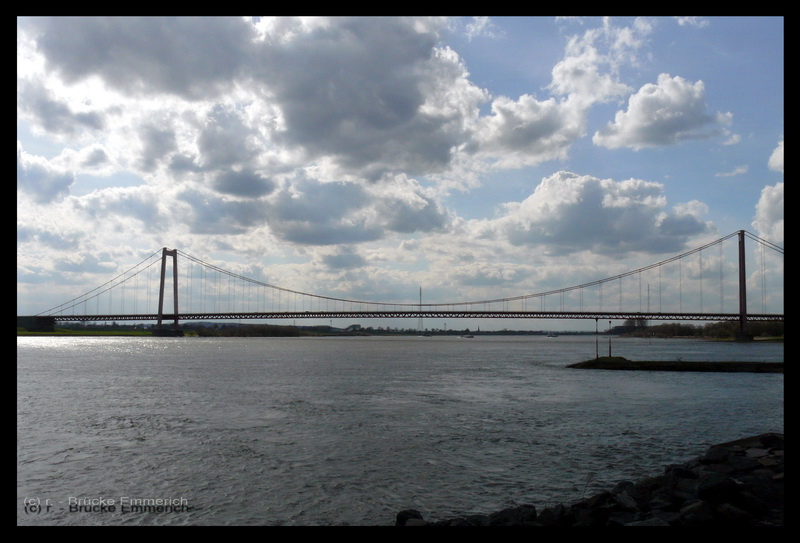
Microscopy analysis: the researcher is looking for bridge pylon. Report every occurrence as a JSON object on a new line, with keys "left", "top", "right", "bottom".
{"left": 156, "top": 248, "right": 182, "bottom": 336}
{"left": 736, "top": 230, "right": 755, "bottom": 341}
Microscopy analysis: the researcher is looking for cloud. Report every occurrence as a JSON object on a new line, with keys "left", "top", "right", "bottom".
{"left": 196, "top": 104, "right": 261, "bottom": 170}
{"left": 212, "top": 170, "right": 275, "bottom": 198}
{"left": 752, "top": 182, "right": 783, "bottom": 244}
{"left": 137, "top": 123, "right": 178, "bottom": 173}
{"left": 17, "top": 142, "right": 75, "bottom": 203}
{"left": 464, "top": 17, "right": 501, "bottom": 41}
{"left": 177, "top": 188, "right": 269, "bottom": 235}
{"left": 768, "top": 140, "right": 784, "bottom": 173}
{"left": 81, "top": 147, "right": 110, "bottom": 169}
{"left": 549, "top": 17, "right": 653, "bottom": 103}
{"left": 366, "top": 176, "right": 449, "bottom": 234}
{"left": 466, "top": 17, "right": 656, "bottom": 170}
{"left": 715, "top": 165, "right": 748, "bottom": 177}
{"left": 17, "top": 80, "right": 105, "bottom": 136}
{"left": 262, "top": 175, "right": 449, "bottom": 246}
{"left": 319, "top": 248, "right": 368, "bottom": 270}
{"left": 264, "top": 178, "right": 381, "bottom": 245}
{"left": 27, "top": 17, "right": 255, "bottom": 100}
{"left": 483, "top": 171, "right": 710, "bottom": 255}
{"left": 593, "top": 73, "right": 728, "bottom": 149}
{"left": 465, "top": 94, "right": 585, "bottom": 168}
{"left": 674, "top": 17, "right": 710, "bottom": 28}
{"left": 17, "top": 224, "right": 83, "bottom": 251}
{"left": 18, "top": 17, "right": 767, "bottom": 313}
{"left": 71, "top": 185, "right": 167, "bottom": 231}
{"left": 19, "top": 17, "right": 489, "bottom": 186}
{"left": 255, "top": 17, "right": 484, "bottom": 180}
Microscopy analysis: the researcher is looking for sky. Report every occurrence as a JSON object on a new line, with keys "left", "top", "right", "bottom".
{"left": 17, "top": 16, "right": 784, "bottom": 330}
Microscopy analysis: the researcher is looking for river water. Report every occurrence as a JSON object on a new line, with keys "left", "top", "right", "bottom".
{"left": 17, "top": 335, "right": 783, "bottom": 526}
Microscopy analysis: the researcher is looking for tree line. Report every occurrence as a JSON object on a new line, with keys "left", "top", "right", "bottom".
{"left": 620, "top": 320, "right": 783, "bottom": 339}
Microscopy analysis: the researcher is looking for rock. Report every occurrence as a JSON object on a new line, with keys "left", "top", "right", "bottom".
{"left": 677, "top": 499, "right": 715, "bottom": 525}
{"left": 700, "top": 445, "right": 731, "bottom": 464}
{"left": 487, "top": 504, "right": 537, "bottom": 526}
{"left": 395, "top": 432, "right": 783, "bottom": 527}
{"left": 625, "top": 517, "right": 672, "bottom": 526}
{"left": 395, "top": 509, "right": 424, "bottom": 526}
{"left": 714, "top": 502, "right": 754, "bottom": 524}
{"left": 606, "top": 510, "right": 640, "bottom": 526}
{"left": 464, "top": 514, "right": 489, "bottom": 526}
{"left": 534, "top": 504, "right": 574, "bottom": 526}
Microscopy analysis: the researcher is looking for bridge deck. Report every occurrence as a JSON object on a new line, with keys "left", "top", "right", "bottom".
{"left": 34, "top": 311, "right": 784, "bottom": 322}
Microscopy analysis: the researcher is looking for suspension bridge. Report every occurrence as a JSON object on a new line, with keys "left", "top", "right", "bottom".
{"left": 19, "top": 230, "right": 783, "bottom": 337}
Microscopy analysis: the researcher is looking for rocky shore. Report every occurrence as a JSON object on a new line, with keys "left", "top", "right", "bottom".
{"left": 395, "top": 433, "right": 784, "bottom": 526}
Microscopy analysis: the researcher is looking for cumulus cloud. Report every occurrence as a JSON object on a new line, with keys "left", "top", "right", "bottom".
{"left": 263, "top": 175, "right": 449, "bottom": 245}
{"left": 319, "top": 247, "right": 368, "bottom": 270}
{"left": 17, "top": 80, "right": 105, "bottom": 136}
{"left": 28, "top": 17, "right": 255, "bottom": 100}
{"left": 254, "top": 17, "right": 485, "bottom": 180}
{"left": 196, "top": 104, "right": 262, "bottom": 170}
{"left": 367, "top": 177, "right": 449, "bottom": 234}
{"left": 264, "top": 178, "right": 379, "bottom": 245}
{"left": 71, "top": 185, "right": 167, "bottom": 231}
{"left": 464, "top": 16, "right": 501, "bottom": 41}
{"left": 548, "top": 18, "right": 645, "bottom": 104}
{"left": 212, "top": 170, "right": 275, "bottom": 198}
{"left": 752, "top": 182, "right": 783, "bottom": 244}
{"left": 768, "top": 140, "right": 783, "bottom": 173}
{"left": 137, "top": 123, "right": 178, "bottom": 173}
{"left": 465, "top": 94, "right": 585, "bottom": 168}
{"left": 752, "top": 140, "right": 783, "bottom": 243}
{"left": 18, "top": 17, "right": 488, "bottom": 184}
{"left": 593, "top": 73, "right": 728, "bottom": 149}
{"left": 177, "top": 188, "right": 269, "bottom": 235}
{"left": 17, "top": 143, "right": 75, "bottom": 203}
{"left": 484, "top": 171, "right": 710, "bottom": 255}
{"left": 19, "top": 16, "right": 769, "bottom": 312}
{"left": 467, "top": 17, "right": 654, "bottom": 169}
